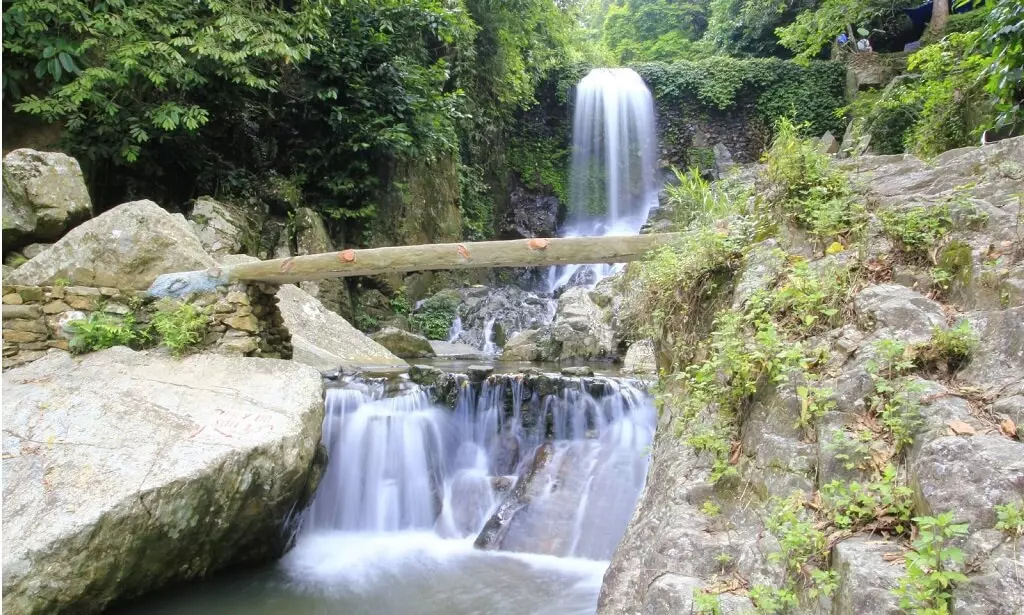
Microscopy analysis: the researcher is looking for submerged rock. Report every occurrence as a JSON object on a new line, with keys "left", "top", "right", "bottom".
{"left": 1, "top": 348, "right": 326, "bottom": 614}
{"left": 2, "top": 149, "right": 92, "bottom": 251}
{"left": 474, "top": 443, "right": 554, "bottom": 551}
{"left": 7, "top": 200, "right": 215, "bottom": 289}
{"left": 370, "top": 326, "right": 435, "bottom": 359}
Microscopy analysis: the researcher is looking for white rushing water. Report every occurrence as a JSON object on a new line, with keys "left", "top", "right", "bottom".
{"left": 548, "top": 67, "right": 659, "bottom": 293}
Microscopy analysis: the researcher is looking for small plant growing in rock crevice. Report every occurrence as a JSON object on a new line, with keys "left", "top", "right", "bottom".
{"left": 409, "top": 294, "right": 458, "bottom": 340}
{"left": 692, "top": 589, "right": 724, "bottom": 615}
{"left": 915, "top": 321, "right": 978, "bottom": 374}
{"left": 821, "top": 464, "right": 914, "bottom": 533}
{"left": 149, "top": 302, "right": 209, "bottom": 356}
{"left": 67, "top": 312, "right": 141, "bottom": 354}
{"left": 866, "top": 339, "right": 925, "bottom": 453}
{"left": 893, "top": 513, "right": 969, "bottom": 615}
{"left": 994, "top": 501, "right": 1024, "bottom": 539}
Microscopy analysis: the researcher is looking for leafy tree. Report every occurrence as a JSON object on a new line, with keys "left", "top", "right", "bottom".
{"left": 602, "top": 0, "right": 710, "bottom": 62}
{"left": 776, "top": 0, "right": 917, "bottom": 62}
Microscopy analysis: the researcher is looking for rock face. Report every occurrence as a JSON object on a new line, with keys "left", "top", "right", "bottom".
{"left": 187, "top": 196, "right": 265, "bottom": 258}
{"left": 370, "top": 326, "right": 435, "bottom": 359}
{"left": 503, "top": 180, "right": 560, "bottom": 239}
{"left": 292, "top": 207, "right": 351, "bottom": 318}
{"left": 2, "top": 149, "right": 92, "bottom": 251}
{"left": 6, "top": 200, "right": 216, "bottom": 289}
{"left": 275, "top": 283, "right": 406, "bottom": 372}
{"left": 1, "top": 348, "right": 326, "bottom": 614}
{"left": 599, "top": 139, "right": 1024, "bottom": 614}
{"left": 502, "top": 328, "right": 549, "bottom": 362}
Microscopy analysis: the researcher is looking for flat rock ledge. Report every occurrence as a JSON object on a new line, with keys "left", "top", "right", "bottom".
{"left": 1, "top": 347, "right": 326, "bottom": 614}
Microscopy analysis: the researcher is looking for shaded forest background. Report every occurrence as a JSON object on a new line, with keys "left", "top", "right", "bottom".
{"left": 3, "top": 0, "right": 1021, "bottom": 246}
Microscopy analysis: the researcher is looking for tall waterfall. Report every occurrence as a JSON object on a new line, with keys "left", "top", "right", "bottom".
{"left": 550, "top": 68, "right": 659, "bottom": 292}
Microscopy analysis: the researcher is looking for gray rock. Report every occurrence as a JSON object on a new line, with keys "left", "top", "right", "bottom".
{"left": 819, "top": 131, "right": 840, "bottom": 154}
{"left": 623, "top": 340, "right": 657, "bottom": 374}
{"left": 188, "top": 196, "right": 265, "bottom": 258}
{"left": 910, "top": 434, "right": 1024, "bottom": 532}
{"left": 2, "top": 149, "right": 92, "bottom": 251}
{"left": 642, "top": 574, "right": 753, "bottom": 615}
{"left": 370, "top": 326, "right": 435, "bottom": 359}
{"left": 853, "top": 284, "right": 945, "bottom": 342}
{"left": 502, "top": 328, "right": 547, "bottom": 362}
{"left": 959, "top": 307, "right": 1024, "bottom": 391}
{"left": 713, "top": 142, "right": 735, "bottom": 177}
{"left": 551, "top": 287, "right": 616, "bottom": 361}
{"left": 7, "top": 200, "right": 216, "bottom": 289}
{"left": 290, "top": 207, "right": 350, "bottom": 317}
{"left": 831, "top": 537, "right": 904, "bottom": 615}
{"left": 561, "top": 366, "right": 594, "bottom": 377}
{"left": 467, "top": 364, "right": 495, "bottom": 382}
{"left": 952, "top": 533, "right": 1024, "bottom": 615}
{"left": 21, "top": 243, "right": 51, "bottom": 260}
{"left": 732, "top": 240, "right": 785, "bottom": 310}
{"left": 275, "top": 283, "right": 406, "bottom": 372}
{"left": 503, "top": 180, "right": 559, "bottom": 239}
{"left": 1, "top": 348, "right": 325, "bottom": 615}
{"left": 429, "top": 340, "right": 490, "bottom": 361}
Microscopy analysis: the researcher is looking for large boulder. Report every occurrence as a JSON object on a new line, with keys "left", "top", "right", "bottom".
{"left": 853, "top": 284, "right": 945, "bottom": 343}
{"left": 275, "top": 283, "right": 406, "bottom": 372}
{"left": 550, "top": 287, "right": 616, "bottom": 361}
{"left": 502, "top": 179, "right": 559, "bottom": 239}
{"left": 187, "top": 196, "right": 265, "bottom": 258}
{"left": 622, "top": 340, "right": 656, "bottom": 374}
{"left": 370, "top": 326, "right": 435, "bottom": 359}
{"left": 2, "top": 149, "right": 92, "bottom": 251}
{"left": 502, "top": 328, "right": 547, "bottom": 362}
{"left": 1, "top": 348, "right": 325, "bottom": 614}
{"left": 6, "top": 200, "right": 216, "bottom": 289}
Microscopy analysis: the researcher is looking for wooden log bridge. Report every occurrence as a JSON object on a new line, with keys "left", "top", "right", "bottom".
{"left": 147, "top": 233, "right": 681, "bottom": 295}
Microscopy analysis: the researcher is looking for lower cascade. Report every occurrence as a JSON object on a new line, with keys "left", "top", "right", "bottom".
{"left": 291, "top": 373, "right": 654, "bottom": 613}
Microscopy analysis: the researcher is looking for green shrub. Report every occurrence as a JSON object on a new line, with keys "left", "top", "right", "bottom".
{"left": 149, "top": 302, "right": 209, "bottom": 356}
{"left": 821, "top": 465, "right": 914, "bottom": 533}
{"left": 879, "top": 205, "right": 953, "bottom": 262}
{"left": 760, "top": 118, "right": 864, "bottom": 243}
{"left": 410, "top": 294, "right": 458, "bottom": 340}
{"left": 770, "top": 259, "right": 851, "bottom": 336}
{"left": 866, "top": 339, "right": 925, "bottom": 453}
{"left": 67, "top": 313, "right": 141, "bottom": 354}
{"left": 663, "top": 167, "right": 740, "bottom": 230}
{"left": 995, "top": 501, "right": 1024, "bottom": 538}
{"left": 893, "top": 513, "right": 969, "bottom": 615}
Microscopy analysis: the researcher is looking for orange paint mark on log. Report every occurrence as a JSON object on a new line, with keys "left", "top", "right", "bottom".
{"left": 457, "top": 244, "right": 471, "bottom": 260}
{"left": 339, "top": 249, "right": 356, "bottom": 263}
{"left": 280, "top": 258, "right": 295, "bottom": 273}
{"left": 527, "top": 238, "right": 549, "bottom": 250}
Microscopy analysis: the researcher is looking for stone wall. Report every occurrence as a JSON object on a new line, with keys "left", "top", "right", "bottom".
{"left": 656, "top": 101, "right": 769, "bottom": 169}
{"left": 2, "top": 282, "right": 291, "bottom": 369}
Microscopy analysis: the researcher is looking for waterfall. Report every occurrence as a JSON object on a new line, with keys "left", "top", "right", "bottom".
{"left": 300, "top": 374, "right": 654, "bottom": 560}
{"left": 549, "top": 67, "right": 659, "bottom": 293}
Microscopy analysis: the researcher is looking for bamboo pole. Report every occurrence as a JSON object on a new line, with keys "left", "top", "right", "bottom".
{"left": 206, "top": 234, "right": 681, "bottom": 285}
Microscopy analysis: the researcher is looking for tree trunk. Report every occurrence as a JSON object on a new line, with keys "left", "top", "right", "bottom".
{"left": 929, "top": 0, "right": 950, "bottom": 38}
{"left": 152, "top": 234, "right": 684, "bottom": 288}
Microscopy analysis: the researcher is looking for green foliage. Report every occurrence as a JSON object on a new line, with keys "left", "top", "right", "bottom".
{"left": 410, "top": 294, "right": 458, "bottom": 340}
{"left": 879, "top": 205, "right": 953, "bottom": 262}
{"left": 866, "top": 339, "right": 925, "bottom": 453}
{"left": 995, "top": 501, "right": 1024, "bottom": 538}
{"left": 916, "top": 321, "right": 978, "bottom": 372}
{"left": 663, "top": 167, "right": 738, "bottom": 229}
{"left": 821, "top": 464, "right": 914, "bottom": 532}
{"left": 828, "top": 427, "right": 877, "bottom": 471}
{"left": 752, "top": 493, "right": 837, "bottom": 613}
{"left": 149, "top": 302, "right": 209, "bottom": 356}
{"left": 637, "top": 59, "right": 846, "bottom": 142}
{"left": 760, "top": 118, "right": 864, "bottom": 243}
{"left": 795, "top": 383, "right": 836, "bottom": 435}
{"left": 893, "top": 513, "right": 969, "bottom": 615}
{"left": 701, "top": 500, "right": 723, "bottom": 517}
{"left": 977, "top": 0, "right": 1024, "bottom": 129}
{"left": 508, "top": 134, "right": 570, "bottom": 205}
{"left": 770, "top": 259, "right": 850, "bottom": 335}
{"left": 899, "top": 32, "right": 994, "bottom": 157}
{"left": 692, "top": 589, "right": 724, "bottom": 615}
{"left": 389, "top": 293, "right": 411, "bottom": 317}
{"left": 602, "top": 0, "right": 710, "bottom": 63}
{"left": 67, "top": 312, "right": 140, "bottom": 354}
{"left": 458, "top": 163, "right": 494, "bottom": 242}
